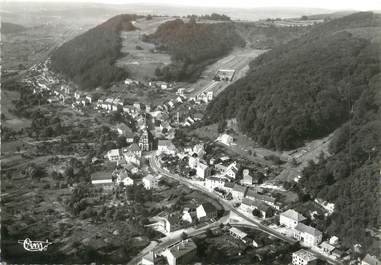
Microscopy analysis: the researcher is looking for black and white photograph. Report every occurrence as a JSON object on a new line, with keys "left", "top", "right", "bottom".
{"left": 1, "top": 0, "right": 380, "bottom": 264}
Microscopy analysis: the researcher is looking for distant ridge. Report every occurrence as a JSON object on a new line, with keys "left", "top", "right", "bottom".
{"left": 1, "top": 22, "right": 26, "bottom": 34}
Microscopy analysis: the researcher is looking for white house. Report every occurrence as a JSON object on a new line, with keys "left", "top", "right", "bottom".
{"left": 329, "top": 236, "right": 339, "bottom": 245}
{"left": 231, "top": 184, "right": 247, "bottom": 201}
{"left": 115, "top": 169, "right": 134, "bottom": 186}
{"left": 141, "top": 251, "right": 155, "bottom": 265}
{"left": 218, "top": 134, "right": 233, "bottom": 146}
{"left": 362, "top": 254, "right": 381, "bottom": 265}
{"left": 292, "top": 249, "right": 317, "bottom": 265}
{"left": 161, "top": 239, "right": 197, "bottom": 265}
{"left": 279, "top": 209, "right": 306, "bottom": 229}
{"left": 196, "top": 203, "right": 217, "bottom": 221}
{"left": 193, "top": 144, "right": 205, "bottom": 158}
{"left": 228, "top": 227, "right": 258, "bottom": 246}
{"left": 293, "top": 223, "right": 323, "bottom": 247}
{"left": 207, "top": 91, "right": 213, "bottom": 101}
{"left": 205, "top": 176, "right": 226, "bottom": 192}
{"left": 319, "top": 241, "right": 336, "bottom": 255}
{"left": 142, "top": 174, "right": 159, "bottom": 190}
{"left": 105, "top": 149, "right": 122, "bottom": 162}
{"left": 225, "top": 162, "right": 239, "bottom": 179}
{"left": 188, "top": 156, "right": 199, "bottom": 169}
{"left": 196, "top": 162, "right": 211, "bottom": 179}
{"left": 182, "top": 208, "right": 193, "bottom": 223}
{"left": 240, "top": 198, "right": 273, "bottom": 218}
{"left": 157, "top": 140, "right": 177, "bottom": 155}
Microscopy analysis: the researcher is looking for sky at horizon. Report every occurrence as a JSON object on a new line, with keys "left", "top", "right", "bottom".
{"left": 4, "top": 0, "right": 381, "bottom": 11}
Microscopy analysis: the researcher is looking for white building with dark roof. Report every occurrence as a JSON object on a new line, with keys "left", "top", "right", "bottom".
{"left": 225, "top": 161, "right": 239, "bottom": 179}
{"left": 292, "top": 249, "right": 318, "bottom": 265}
{"left": 205, "top": 176, "right": 226, "bottom": 192}
{"left": 232, "top": 184, "right": 247, "bottom": 201}
{"left": 157, "top": 140, "right": 177, "bottom": 155}
{"left": 280, "top": 209, "right": 306, "bottom": 228}
{"left": 161, "top": 239, "right": 197, "bottom": 265}
{"left": 196, "top": 203, "right": 217, "bottom": 221}
{"left": 293, "top": 223, "right": 323, "bottom": 247}
{"left": 105, "top": 149, "right": 123, "bottom": 162}
{"left": 196, "top": 162, "right": 211, "bottom": 179}
{"left": 142, "top": 174, "right": 159, "bottom": 190}
{"left": 217, "top": 133, "right": 233, "bottom": 146}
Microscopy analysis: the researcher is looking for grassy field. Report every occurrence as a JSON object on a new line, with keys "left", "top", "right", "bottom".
{"left": 115, "top": 17, "right": 172, "bottom": 81}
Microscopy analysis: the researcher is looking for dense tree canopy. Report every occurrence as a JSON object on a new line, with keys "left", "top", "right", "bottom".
{"left": 144, "top": 19, "right": 245, "bottom": 81}
{"left": 301, "top": 73, "right": 381, "bottom": 251}
{"left": 206, "top": 12, "right": 381, "bottom": 150}
{"left": 207, "top": 11, "right": 381, "bottom": 251}
{"left": 50, "top": 14, "right": 138, "bottom": 90}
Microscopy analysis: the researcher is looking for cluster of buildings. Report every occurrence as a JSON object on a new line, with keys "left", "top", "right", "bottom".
{"left": 148, "top": 202, "right": 217, "bottom": 235}
{"left": 279, "top": 208, "right": 363, "bottom": 263}
{"left": 27, "top": 61, "right": 93, "bottom": 111}
{"left": 161, "top": 142, "right": 278, "bottom": 219}
{"left": 291, "top": 249, "right": 380, "bottom": 265}
{"left": 91, "top": 168, "right": 134, "bottom": 190}
{"left": 142, "top": 239, "right": 197, "bottom": 265}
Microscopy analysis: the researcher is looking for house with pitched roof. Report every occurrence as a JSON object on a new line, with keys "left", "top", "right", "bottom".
{"left": 292, "top": 249, "right": 318, "bottom": 265}
{"left": 196, "top": 162, "right": 211, "bottom": 179}
{"left": 245, "top": 189, "right": 279, "bottom": 209}
{"left": 225, "top": 161, "right": 239, "bottom": 179}
{"left": 161, "top": 239, "right": 197, "bottom": 265}
{"left": 157, "top": 140, "right": 177, "bottom": 155}
{"left": 205, "top": 176, "right": 226, "bottom": 192}
{"left": 142, "top": 174, "right": 159, "bottom": 190}
{"left": 362, "top": 254, "right": 381, "bottom": 265}
{"left": 122, "top": 143, "right": 142, "bottom": 166}
{"left": 181, "top": 207, "right": 196, "bottom": 223}
{"left": 229, "top": 227, "right": 260, "bottom": 247}
{"left": 196, "top": 203, "right": 217, "bottom": 221}
{"left": 231, "top": 184, "right": 247, "bottom": 201}
{"left": 280, "top": 209, "right": 306, "bottom": 228}
{"left": 223, "top": 181, "right": 235, "bottom": 194}
{"left": 141, "top": 251, "right": 155, "bottom": 265}
{"left": 218, "top": 133, "right": 234, "bottom": 146}
{"left": 293, "top": 223, "right": 323, "bottom": 247}
{"left": 114, "top": 169, "right": 134, "bottom": 186}
{"left": 319, "top": 241, "right": 336, "bottom": 255}
{"left": 188, "top": 156, "right": 199, "bottom": 169}
{"left": 105, "top": 149, "right": 123, "bottom": 162}
{"left": 240, "top": 198, "right": 274, "bottom": 218}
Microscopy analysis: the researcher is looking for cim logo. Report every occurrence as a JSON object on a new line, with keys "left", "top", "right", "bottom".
{"left": 18, "top": 238, "right": 53, "bottom": 252}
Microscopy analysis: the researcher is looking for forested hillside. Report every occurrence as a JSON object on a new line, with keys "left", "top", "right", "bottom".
{"left": 50, "top": 14, "right": 138, "bottom": 90}
{"left": 301, "top": 73, "right": 380, "bottom": 251}
{"left": 206, "top": 12, "right": 381, "bottom": 150}
{"left": 144, "top": 19, "right": 245, "bottom": 81}
{"left": 234, "top": 22, "right": 308, "bottom": 49}
{"left": 207, "top": 12, "right": 381, "bottom": 250}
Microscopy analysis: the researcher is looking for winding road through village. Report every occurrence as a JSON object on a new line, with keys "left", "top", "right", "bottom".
{"left": 123, "top": 155, "right": 343, "bottom": 265}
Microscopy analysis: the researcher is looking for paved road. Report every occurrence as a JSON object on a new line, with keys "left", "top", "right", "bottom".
{"left": 127, "top": 219, "right": 222, "bottom": 265}
{"left": 148, "top": 155, "right": 343, "bottom": 265}
{"left": 149, "top": 155, "right": 295, "bottom": 244}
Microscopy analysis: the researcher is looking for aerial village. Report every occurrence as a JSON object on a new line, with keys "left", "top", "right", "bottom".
{"left": 21, "top": 58, "right": 379, "bottom": 265}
